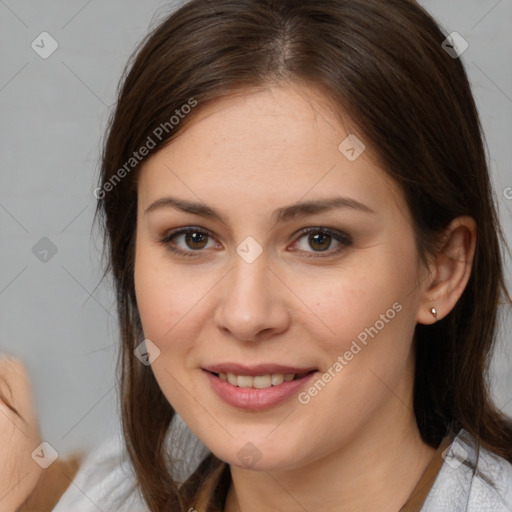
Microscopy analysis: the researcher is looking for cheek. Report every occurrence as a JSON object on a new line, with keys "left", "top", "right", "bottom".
{"left": 134, "top": 248, "right": 199, "bottom": 408}
{"left": 296, "top": 248, "right": 419, "bottom": 417}
{"left": 134, "top": 245, "right": 207, "bottom": 343}
{"left": 300, "top": 259, "right": 412, "bottom": 354}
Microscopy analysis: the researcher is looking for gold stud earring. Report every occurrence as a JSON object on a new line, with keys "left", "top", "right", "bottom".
{"left": 431, "top": 307, "right": 438, "bottom": 320}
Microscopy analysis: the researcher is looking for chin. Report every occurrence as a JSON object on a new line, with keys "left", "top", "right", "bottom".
{"left": 203, "top": 432, "right": 306, "bottom": 472}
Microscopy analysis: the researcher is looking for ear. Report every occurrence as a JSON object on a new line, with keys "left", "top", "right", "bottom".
{"left": 416, "top": 216, "right": 477, "bottom": 325}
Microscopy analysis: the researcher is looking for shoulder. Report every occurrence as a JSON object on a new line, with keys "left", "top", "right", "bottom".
{"left": 422, "top": 428, "right": 512, "bottom": 512}
{"left": 51, "top": 433, "right": 148, "bottom": 512}
{"left": 53, "top": 416, "right": 209, "bottom": 512}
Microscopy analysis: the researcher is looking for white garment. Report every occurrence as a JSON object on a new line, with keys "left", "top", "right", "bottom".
{"left": 421, "top": 429, "right": 512, "bottom": 512}
{"left": 52, "top": 415, "right": 209, "bottom": 512}
{"left": 53, "top": 423, "right": 512, "bottom": 511}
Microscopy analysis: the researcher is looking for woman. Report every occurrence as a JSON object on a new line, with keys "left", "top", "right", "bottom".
{"left": 4, "top": 0, "right": 512, "bottom": 510}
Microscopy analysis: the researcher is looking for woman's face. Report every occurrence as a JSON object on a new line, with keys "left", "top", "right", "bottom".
{"left": 134, "top": 84, "right": 430, "bottom": 470}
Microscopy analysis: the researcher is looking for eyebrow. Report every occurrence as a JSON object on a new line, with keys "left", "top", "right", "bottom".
{"left": 144, "top": 195, "right": 376, "bottom": 223}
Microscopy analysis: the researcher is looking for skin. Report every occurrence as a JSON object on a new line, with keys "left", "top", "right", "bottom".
{"left": 134, "top": 83, "right": 476, "bottom": 511}
{"left": 0, "top": 356, "right": 83, "bottom": 512}
{"left": 0, "top": 357, "right": 42, "bottom": 512}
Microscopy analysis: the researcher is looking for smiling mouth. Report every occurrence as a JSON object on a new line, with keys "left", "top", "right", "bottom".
{"left": 207, "top": 370, "right": 316, "bottom": 389}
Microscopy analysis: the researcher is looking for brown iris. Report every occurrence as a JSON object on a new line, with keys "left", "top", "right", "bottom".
{"left": 185, "top": 231, "right": 209, "bottom": 250}
{"left": 308, "top": 231, "right": 332, "bottom": 251}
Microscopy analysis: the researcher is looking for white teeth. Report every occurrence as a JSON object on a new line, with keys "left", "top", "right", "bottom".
{"left": 237, "top": 375, "right": 253, "bottom": 388}
{"left": 271, "top": 373, "right": 284, "bottom": 386}
{"left": 218, "top": 372, "right": 302, "bottom": 388}
{"left": 253, "top": 375, "right": 272, "bottom": 389}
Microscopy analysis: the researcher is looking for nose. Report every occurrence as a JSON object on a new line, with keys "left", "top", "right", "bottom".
{"left": 213, "top": 252, "right": 291, "bottom": 342}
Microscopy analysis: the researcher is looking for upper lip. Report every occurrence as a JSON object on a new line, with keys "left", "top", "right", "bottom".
{"left": 203, "top": 363, "right": 317, "bottom": 376}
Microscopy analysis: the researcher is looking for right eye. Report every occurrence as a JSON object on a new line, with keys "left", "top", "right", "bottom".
{"left": 160, "top": 227, "right": 219, "bottom": 257}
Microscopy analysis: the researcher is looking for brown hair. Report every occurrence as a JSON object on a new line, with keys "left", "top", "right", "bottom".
{"left": 94, "top": 0, "right": 512, "bottom": 510}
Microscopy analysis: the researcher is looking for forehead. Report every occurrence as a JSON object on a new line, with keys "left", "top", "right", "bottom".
{"left": 137, "top": 84, "right": 407, "bottom": 224}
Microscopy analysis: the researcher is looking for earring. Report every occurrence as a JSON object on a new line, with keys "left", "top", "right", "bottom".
{"left": 431, "top": 306, "right": 438, "bottom": 320}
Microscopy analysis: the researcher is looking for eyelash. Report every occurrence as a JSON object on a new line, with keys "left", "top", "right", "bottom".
{"left": 159, "top": 226, "right": 352, "bottom": 259}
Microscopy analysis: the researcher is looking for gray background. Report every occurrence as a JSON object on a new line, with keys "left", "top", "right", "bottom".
{"left": 1, "top": 0, "right": 511, "bottom": 456}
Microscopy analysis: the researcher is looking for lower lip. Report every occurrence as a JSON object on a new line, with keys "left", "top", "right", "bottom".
{"left": 204, "top": 370, "right": 317, "bottom": 411}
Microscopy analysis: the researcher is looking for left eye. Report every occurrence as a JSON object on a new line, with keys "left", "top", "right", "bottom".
{"left": 290, "top": 227, "right": 352, "bottom": 257}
